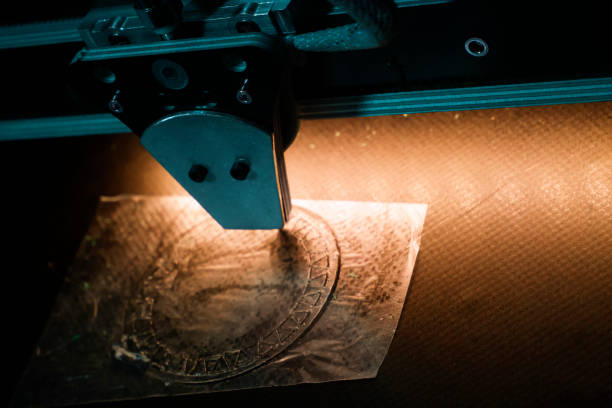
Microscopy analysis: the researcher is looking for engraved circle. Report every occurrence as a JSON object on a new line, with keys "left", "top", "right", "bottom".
{"left": 126, "top": 207, "right": 339, "bottom": 383}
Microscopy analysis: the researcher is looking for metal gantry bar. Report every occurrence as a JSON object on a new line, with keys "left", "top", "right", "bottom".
{"left": 1, "top": 77, "right": 611, "bottom": 141}
{"left": 0, "top": 114, "right": 130, "bottom": 140}
{"left": 0, "top": 18, "right": 83, "bottom": 49}
{"left": 297, "top": 78, "right": 612, "bottom": 119}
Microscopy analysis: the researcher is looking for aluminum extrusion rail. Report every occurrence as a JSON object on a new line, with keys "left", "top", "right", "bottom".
{"left": 297, "top": 78, "right": 612, "bottom": 119}
{"left": 0, "top": 18, "right": 82, "bottom": 49}
{"left": 1, "top": 77, "right": 611, "bottom": 140}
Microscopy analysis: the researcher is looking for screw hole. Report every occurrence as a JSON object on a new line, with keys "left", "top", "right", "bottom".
{"left": 465, "top": 38, "right": 488, "bottom": 57}
{"left": 189, "top": 164, "right": 208, "bottom": 182}
{"left": 230, "top": 158, "right": 250, "bottom": 181}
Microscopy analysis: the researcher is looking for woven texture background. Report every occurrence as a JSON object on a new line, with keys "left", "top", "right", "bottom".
{"left": 286, "top": 103, "right": 612, "bottom": 406}
{"left": 5, "top": 101, "right": 611, "bottom": 407}
{"left": 288, "top": 103, "right": 612, "bottom": 406}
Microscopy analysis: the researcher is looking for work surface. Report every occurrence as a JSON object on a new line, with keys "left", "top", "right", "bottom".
{"left": 15, "top": 197, "right": 425, "bottom": 406}
{"left": 4, "top": 102, "right": 612, "bottom": 406}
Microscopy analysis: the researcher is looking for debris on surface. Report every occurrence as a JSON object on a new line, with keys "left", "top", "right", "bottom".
{"left": 112, "top": 345, "right": 151, "bottom": 372}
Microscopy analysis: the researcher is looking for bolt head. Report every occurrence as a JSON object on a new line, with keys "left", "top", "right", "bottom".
{"left": 108, "top": 100, "right": 123, "bottom": 114}
{"left": 236, "top": 90, "right": 252, "bottom": 105}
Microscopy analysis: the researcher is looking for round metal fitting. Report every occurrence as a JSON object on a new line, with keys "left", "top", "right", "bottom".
{"left": 465, "top": 37, "right": 489, "bottom": 57}
{"left": 152, "top": 59, "right": 189, "bottom": 90}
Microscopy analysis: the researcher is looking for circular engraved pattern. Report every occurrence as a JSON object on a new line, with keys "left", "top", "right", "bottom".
{"left": 125, "top": 207, "right": 339, "bottom": 383}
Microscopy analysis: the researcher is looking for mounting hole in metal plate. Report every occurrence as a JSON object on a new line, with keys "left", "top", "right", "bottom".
{"left": 465, "top": 37, "right": 488, "bottom": 57}
{"left": 230, "top": 158, "right": 251, "bottom": 180}
{"left": 189, "top": 164, "right": 208, "bottom": 182}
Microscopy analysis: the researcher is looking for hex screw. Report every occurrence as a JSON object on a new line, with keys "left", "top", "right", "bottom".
{"left": 108, "top": 90, "right": 123, "bottom": 113}
{"left": 236, "top": 79, "right": 252, "bottom": 104}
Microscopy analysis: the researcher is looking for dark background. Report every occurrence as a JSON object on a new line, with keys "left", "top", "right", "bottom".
{"left": 3, "top": 101, "right": 612, "bottom": 406}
